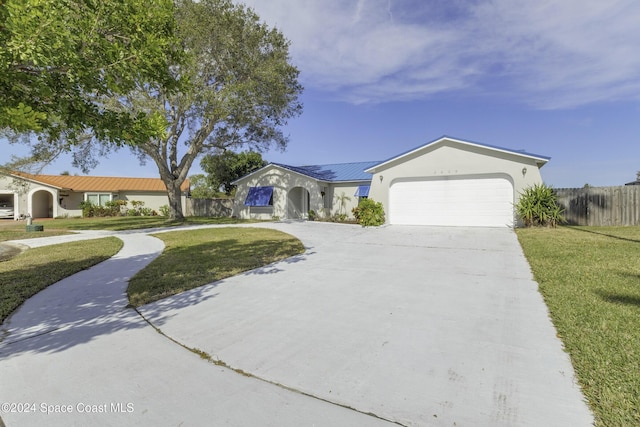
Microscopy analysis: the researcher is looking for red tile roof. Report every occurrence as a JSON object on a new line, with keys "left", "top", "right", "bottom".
{"left": 13, "top": 173, "right": 190, "bottom": 192}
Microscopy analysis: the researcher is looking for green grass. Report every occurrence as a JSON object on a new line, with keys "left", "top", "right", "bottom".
{"left": 0, "top": 222, "right": 71, "bottom": 241}
{"left": 0, "top": 237, "right": 123, "bottom": 323}
{"left": 516, "top": 226, "right": 640, "bottom": 426}
{"left": 128, "top": 227, "right": 305, "bottom": 307}
{"left": 0, "top": 216, "right": 257, "bottom": 242}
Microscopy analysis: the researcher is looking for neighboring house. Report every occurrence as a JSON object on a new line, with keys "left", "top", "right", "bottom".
{"left": 0, "top": 172, "right": 190, "bottom": 219}
{"left": 233, "top": 136, "right": 550, "bottom": 227}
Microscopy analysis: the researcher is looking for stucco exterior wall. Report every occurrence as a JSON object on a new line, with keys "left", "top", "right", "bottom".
{"left": 233, "top": 166, "right": 324, "bottom": 220}
{"left": 0, "top": 175, "right": 63, "bottom": 219}
{"left": 58, "top": 192, "right": 84, "bottom": 216}
{"left": 367, "top": 141, "right": 545, "bottom": 223}
{"left": 117, "top": 191, "right": 179, "bottom": 213}
{"left": 324, "top": 183, "right": 365, "bottom": 219}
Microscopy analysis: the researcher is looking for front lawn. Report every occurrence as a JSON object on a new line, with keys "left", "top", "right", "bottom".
{"left": 1, "top": 219, "right": 303, "bottom": 326}
{"left": 0, "top": 216, "right": 257, "bottom": 242}
{"left": 516, "top": 226, "right": 640, "bottom": 426}
{"left": 128, "top": 227, "right": 305, "bottom": 307}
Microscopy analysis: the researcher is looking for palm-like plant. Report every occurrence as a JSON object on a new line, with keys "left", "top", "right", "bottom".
{"left": 516, "top": 184, "right": 566, "bottom": 227}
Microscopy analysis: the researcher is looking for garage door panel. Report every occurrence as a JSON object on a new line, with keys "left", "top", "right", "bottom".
{"left": 390, "top": 178, "right": 514, "bottom": 227}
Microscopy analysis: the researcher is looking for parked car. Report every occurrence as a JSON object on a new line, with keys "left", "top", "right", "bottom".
{"left": 0, "top": 203, "right": 14, "bottom": 219}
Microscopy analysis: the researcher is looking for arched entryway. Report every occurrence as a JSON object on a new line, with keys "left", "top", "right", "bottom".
{"left": 287, "top": 187, "right": 310, "bottom": 219}
{"left": 31, "top": 189, "right": 54, "bottom": 218}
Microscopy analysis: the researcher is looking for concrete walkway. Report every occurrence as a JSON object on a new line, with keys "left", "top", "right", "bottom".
{"left": 0, "top": 223, "right": 594, "bottom": 426}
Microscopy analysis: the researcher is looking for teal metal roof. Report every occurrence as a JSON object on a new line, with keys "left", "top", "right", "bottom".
{"left": 272, "top": 161, "right": 379, "bottom": 182}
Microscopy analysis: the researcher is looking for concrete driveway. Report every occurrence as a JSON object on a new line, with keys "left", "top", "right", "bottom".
{"left": 0, "top": 222, "right": 593, "bottom": 426}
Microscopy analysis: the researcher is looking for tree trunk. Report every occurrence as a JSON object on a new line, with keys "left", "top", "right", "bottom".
{"left": 165, "top": 178, "right": 185, "bottom": 220}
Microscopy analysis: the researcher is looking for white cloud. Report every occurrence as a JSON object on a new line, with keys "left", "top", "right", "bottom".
{"left": 240, "top": 0, "right": 640, "bottom": 108}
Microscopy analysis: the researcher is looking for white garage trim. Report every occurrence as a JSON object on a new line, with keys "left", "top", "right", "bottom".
{"left": 389, "top": 176, "right": 514, "bottom": 227}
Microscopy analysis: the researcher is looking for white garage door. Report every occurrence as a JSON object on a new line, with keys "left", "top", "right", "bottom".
{"left": 389, "top": 177, "right": 514, "bottom": 227}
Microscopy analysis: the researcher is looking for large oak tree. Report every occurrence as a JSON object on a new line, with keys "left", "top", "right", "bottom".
{"left": 4, "top": 0, "right": 302, "bottom": 220}
{"left": 130, "top": 0, "right": 302, "bottom": 219}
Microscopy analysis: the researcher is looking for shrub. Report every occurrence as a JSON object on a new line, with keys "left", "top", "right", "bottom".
{"left": 139, "top": 207, "right": 155, "bottom": 216}
{"left": 352, "top": 198, "right": 385, "bottom": 227}
{"left": 159, "top": 205, "right": 170, "bottom": 217}
{"left": 126, "top": 200, "right": 148, "bottom": 216}
{"left": 308, "top": 209, "right": 316, "bottom": 221}
{"left": 80, "top": 200, "right": 125, "bottom": 217}
{"left": 516, "top": 183, "right": 566, "bottom": 227}
{"left": 105, "top": 200, "right": 125, "bottom": 216}
{"left": 79, "top": 200, "right": 94, "bottom": 217}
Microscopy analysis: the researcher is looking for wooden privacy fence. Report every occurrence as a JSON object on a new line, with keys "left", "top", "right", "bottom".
{"left": 185, "top": 198, "right": 234, "bottom": 217}
{"left": 554, "top": 186, "right": 640, "bottom": 226}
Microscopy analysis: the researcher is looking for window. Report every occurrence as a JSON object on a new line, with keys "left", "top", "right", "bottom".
{"left": 354, "top": 185, "right": 370, "bottom": 198}
{"left": 244, "top": 186, "right": 274, "bottom": 206}
{"left": 85, "top": 193, "right": 112, "bottom": 206}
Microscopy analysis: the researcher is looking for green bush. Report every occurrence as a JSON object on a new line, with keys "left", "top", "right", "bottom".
{"left": 516, "top": 183, "right": 566, "bottom": 227}
{"left": 159, "top": 205, "right": 170, "bottom": 217}
{"left": 105, "top": 200, "right": 126, "bottom": 216}
{"left": 79, "top": 200, "right": 94, "bottom": 217}
{"left": 79, "top": 200, "right": 124, "bottom": 217}
{"left": 308, "top": 209, "right": 316, "bottom": 221}
{"left": 139, "top": 207, "right": 155, "bottom": 216}
{"left": 352, "top": 198, "right": 385, "bottom": 227}
{"left": 126, "top": 200, "right": 150, "bottom": 216}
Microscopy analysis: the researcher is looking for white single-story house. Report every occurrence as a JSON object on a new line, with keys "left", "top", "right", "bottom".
{"left": 232, "top": 136, "right": 550, "bottom": 227}
{"left": 232, "top": 161, "right": 377, "bottom": 221}
{"left": 0, "top": 172, "right": 190, "bottom": 219}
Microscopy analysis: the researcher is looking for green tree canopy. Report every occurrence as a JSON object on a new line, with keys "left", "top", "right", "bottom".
{"left": 1, "top": 0, "right": 181, "bottom": 140}
{"left": 199, "top": 150, "right": 267, "bottom": 196}
{"left": 134, "top": 0, "right": 302, "bottom": 218}
{"left": 4, "top": 0, "right": 303, "bottom": 219}
{"left": 188, "top": 174, "right": 219, "bottom": 199}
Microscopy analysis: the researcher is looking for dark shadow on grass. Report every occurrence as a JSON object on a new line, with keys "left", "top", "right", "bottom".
{"left": 566, "top": 226, "right": 640, "bottom": 244}
{"left": 596, "top": 289, "right": 640, "bottom": 307}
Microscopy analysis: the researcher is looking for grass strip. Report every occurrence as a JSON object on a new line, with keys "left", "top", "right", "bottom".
{"left": 0, "top": 237, "right": 123, "bottom": 323}
{"left": 0, "top": 216, "right": 258, "bottom": 241}
{"left": 128, "top": 227, "right": 305, "bottom": 307}
{"left": 0, "top": 226, "right": 70, "bottom": 242}
{"left": 516, "top": 226, "right": 640, "bottom": 426}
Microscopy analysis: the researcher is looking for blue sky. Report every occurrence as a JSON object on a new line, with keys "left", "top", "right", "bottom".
{"left": 6, "top": 0, "right": 640, "bottom": 187}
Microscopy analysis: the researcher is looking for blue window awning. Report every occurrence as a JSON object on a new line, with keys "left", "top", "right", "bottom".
{"left": 245, "top": 186, "right": 274, "bottom": 206}
{"left": 354, "top": 185, "right": 370, "bottom": 197}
